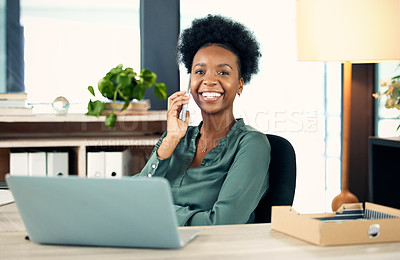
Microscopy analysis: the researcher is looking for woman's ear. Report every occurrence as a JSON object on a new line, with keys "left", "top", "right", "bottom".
{"left": 238, "top": 77, "right": 244, "bottom": 96}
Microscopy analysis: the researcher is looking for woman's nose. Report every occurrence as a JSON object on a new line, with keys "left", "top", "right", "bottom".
{"left": 203, "top": 75, "right": 217, "bottom": 86}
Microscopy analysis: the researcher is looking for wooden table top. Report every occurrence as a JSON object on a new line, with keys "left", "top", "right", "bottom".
{"left": 1, "top": 203, "right": 400, "bottom": 259}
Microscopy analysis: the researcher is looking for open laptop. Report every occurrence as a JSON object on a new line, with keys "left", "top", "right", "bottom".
{"left": 6, "top": 175, "right": 198, "bottom": 249}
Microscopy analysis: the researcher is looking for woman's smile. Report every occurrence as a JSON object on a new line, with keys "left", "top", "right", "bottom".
{"left": 200, "top": 91, "right": 223, "bottom": 102}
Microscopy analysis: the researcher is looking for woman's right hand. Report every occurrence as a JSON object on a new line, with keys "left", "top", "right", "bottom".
{"left": 157, "top": 91, "right": 190, "bottom": 159}
{"left": 166, "top": 90, "right": 190, "bottom": 140}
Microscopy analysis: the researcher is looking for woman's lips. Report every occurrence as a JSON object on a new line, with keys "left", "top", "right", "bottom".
{"left": 200, "top": 91, "right": 223, "bottom": 102}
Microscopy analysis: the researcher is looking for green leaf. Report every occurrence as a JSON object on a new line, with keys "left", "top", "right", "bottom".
{"left": 110, "top": 64, "right": 123, "bottom": 75}
{"left": 132, "top": 83, "right": 146, "bottom": 100}
{"left": 105, "top": 113, "right": 117, "bottom": 129}
{"left": 125, "top": 67, "right": 136, "bottom": 77}
{"left": 98, "top": 79, "right": 115, "bottom": 99}
{"left": 117, "top": 74, "right": 134, "bottom": 100}
{"left": 86, "top": 100, "right": 104, "bottom": 117}
{"left": 117, "top": 73, "right": 130, "bottom": 87}
{"left": 140, "top": 69, "right": 157, "bottom": 87}
{"left": 88, "top": 86, "right": 95, "bottom": 96}
{"left": 121, "top": 99, "right": 130, "bottom": 111}
{"left": 154, "top": 83, "right": 167, "bottom": 100}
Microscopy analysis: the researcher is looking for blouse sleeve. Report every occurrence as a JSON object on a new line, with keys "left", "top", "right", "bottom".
{"left": 134, "top": 132, "right": 171, "bottom": 178}
{"left": 176, "top": 132, "right": 271, "bottom": 226}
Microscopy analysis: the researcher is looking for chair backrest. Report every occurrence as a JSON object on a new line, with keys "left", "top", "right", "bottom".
{"left": 254, "top": 134, "right": 296, "bottom": 223}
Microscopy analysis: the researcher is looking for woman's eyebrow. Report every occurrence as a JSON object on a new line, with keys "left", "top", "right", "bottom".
{"left": 218, "top": 63, "right": 233, "bottom": 70}
{"left": 192, "top": 63, "right": 233, "bottom": 69}
{"left": 193, "top": 63, "right": 206, "bottom": 68}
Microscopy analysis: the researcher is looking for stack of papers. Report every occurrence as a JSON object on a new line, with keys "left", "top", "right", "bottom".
{"left": 0, "top": 190, "right": 14, "bottom": 206}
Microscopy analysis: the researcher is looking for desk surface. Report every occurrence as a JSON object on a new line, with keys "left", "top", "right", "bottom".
{"left": 1, "top": 203, "right": 400, "bottom": 260}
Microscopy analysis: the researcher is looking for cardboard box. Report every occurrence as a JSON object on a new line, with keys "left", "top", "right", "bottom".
{"left": 271, "top": 203, "right": 400, "bottom": 246}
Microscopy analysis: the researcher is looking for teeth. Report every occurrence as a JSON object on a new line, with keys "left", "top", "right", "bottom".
{"left": 201, "top": 92, "right": 222, "bottom": 98}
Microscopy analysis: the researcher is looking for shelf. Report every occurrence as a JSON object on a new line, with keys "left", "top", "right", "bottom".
{"left": 0, "top": 110, "right": 167, "bottom": 139}
{"left": 0, "top": 111, "right": 167, "bottom": 123}
{"left": 0, "top": 137, "right": 159, "bottom": 148}
{"left": 0, "top": 113, "right": 166, "bottom": 180}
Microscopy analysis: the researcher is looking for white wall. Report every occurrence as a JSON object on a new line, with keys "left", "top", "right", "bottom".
{"left": 180, "top": 0, "right": 342, "bottom": 213}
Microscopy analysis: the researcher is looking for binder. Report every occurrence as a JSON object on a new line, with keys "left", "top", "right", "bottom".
{"left": 87, "top": 151, "right": 105, "bottom": 178}
{"left": 47, "top": 152, "right": 69, "bottom": 177}
{"left": 28, "top": 152, "right": 47, "bottom": 176}
{"left": 105, "top": 150, "right": 132, "bottom": 178}
{"left": 9, "top": 152, "right": 29, "bottom": 176}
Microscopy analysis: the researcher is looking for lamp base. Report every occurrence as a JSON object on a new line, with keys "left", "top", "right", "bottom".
{"left": 331, "top": 190, "right": 359, "bottom": 211}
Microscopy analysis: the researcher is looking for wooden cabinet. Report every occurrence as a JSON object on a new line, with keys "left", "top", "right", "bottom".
{"left": 0, "top": 111, "right": 167, "bottom": 181}
{"left": 368, "top": 136, "right": 400, "bottom": 209}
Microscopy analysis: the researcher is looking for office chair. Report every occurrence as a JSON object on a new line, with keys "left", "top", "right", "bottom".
{"left": 254, "top": 134, "right": 296, "bottom": 223}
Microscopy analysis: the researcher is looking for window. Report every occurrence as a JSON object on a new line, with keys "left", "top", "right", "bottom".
{"left": 180, "top": 0, "right": 342, "bottom": 213}
{"left": 20, "top": 0, "right": 140, "bottom": 112}
{"left": 376, "top": 62, "right": 400, "bottom": 137}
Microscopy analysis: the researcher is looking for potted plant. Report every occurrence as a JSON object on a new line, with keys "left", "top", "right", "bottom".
{"left": 373, "top": 64, "right": 400, "bottom": 130}
{"left": 86, "top": 64, "right": 167, "bottom": 129}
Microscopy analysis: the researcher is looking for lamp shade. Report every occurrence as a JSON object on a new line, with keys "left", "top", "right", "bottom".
{"left": 297, "top": 0, "right": 400, "bottom": 62}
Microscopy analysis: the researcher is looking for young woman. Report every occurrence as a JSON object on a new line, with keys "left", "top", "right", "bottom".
{"left": 136, "top": 15, "right": 271, "bottom": 226}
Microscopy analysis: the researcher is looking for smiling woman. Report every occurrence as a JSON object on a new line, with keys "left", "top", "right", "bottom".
{"left": 134, "top": 15, "right": 271, "bottom": 226}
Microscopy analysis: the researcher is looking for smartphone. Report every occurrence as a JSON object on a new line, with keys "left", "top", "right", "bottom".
{"left": 179, "top": 80, "right": 190, "bottom": 121}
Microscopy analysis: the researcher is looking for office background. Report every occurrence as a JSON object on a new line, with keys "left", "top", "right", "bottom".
{"left": 0, "top": 0, "right": 397, "bottom": 213}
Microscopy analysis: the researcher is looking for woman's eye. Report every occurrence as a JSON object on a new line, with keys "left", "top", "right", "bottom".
{"left": 219, "top": 71, "right": 229, "bottom": 75}
{"left": 195, "top": 70, "right": 205, "bottom": 75}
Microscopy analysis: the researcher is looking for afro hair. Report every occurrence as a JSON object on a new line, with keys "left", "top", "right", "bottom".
{"left": 177, "top": 14, "right": 261, "bottom": 84}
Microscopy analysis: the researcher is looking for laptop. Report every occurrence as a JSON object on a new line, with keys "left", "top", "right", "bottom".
{"left": 6, "top": 175, "right": 199, "bottom": 249}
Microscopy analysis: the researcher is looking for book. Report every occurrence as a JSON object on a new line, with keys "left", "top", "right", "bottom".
{"left": 0, "top": 100, "right": 27, "bottom": 108}
{"left": 105, "top": 150, "right": 132, "bottom": 178}
{"left": 87, "top": 151, "right": 105, "bottom": 178}
{"left": 47, "top": 152, "right": 69, "bottom": 177}
{"left": 28, "top": 152, "right": 47, "bottom": 176}
{"left": 0, "top": 93, "right": 27, "bottom": 101}
{"left": 0, "top": 107, "right": 33, "bottom": 115}
{"left": 87, "top": 150, "right": 132, "bottom": 178}
{"left": 9, "top": 152, "right": 29, "bottom": 176}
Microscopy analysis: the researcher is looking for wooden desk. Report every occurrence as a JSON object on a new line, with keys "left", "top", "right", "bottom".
{"left": 1, "top": 203, "right": 400, "bottom": 259}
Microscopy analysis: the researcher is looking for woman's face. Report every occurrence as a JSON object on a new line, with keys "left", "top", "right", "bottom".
{"left": 190, "top": 44, "right": 243, "bottom": 116}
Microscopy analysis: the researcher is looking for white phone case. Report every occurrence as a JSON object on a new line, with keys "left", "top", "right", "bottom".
{"left": 179, "top": 81, "right": 190, "bottom": 121}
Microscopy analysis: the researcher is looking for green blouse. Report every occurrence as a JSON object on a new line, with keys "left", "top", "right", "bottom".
{"left": 135, "top": 118, "right": 271, "bottom": 226}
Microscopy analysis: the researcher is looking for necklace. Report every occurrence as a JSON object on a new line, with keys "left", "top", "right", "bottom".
{"left": 198, "top": 119, "right": 236, "bottom": 153}
{"left": 198, "top": 137, "right": 217, "bottom": 153}
{"left": 201, "top": 142, "right": 215, "bottom": 153}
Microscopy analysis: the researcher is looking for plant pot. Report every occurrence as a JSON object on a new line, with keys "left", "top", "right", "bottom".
{"left": 102, "top": 99, "right": 150, "bottom": 116}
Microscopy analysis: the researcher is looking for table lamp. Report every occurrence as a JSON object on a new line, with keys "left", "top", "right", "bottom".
{"left": 296, "top": 0, "right": 400, "bottom": 211}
